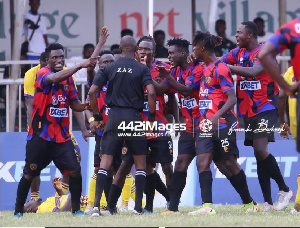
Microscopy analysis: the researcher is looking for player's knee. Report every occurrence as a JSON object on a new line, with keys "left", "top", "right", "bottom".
{"left": 68, "top": 170, "right": 81, "bottom": 177}
{"left": 161, "top": 163, "right": 173, "bottom": 175}
{"left": 23, "top": 173, "right": 35, "bottom": 181}
{"left": 174, "top": 158, "right": 188, "bottom": 172}
{"left": 196, "top": 156, "right": 211, "bottom": 173}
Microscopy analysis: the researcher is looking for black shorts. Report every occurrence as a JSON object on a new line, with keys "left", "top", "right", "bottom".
{"left": 243, "top": 109, "right": 278, "bottom": 146}
{"left": 23, "top": 135, "right": 81, "bottom": 177}
{"left": 178, "top": 131, "right": 196, "bottom": 155}
{"left": 122, "top": 136, "right": 173, "bottom": 164}
{"left": 196, "top": 126, "right": 239, "bottom": 162}
{"left": 94, "top": 134, "right": 102, "bottom": 167}
{"left": 101, "top": 107, "right": 147, "bottom": 157}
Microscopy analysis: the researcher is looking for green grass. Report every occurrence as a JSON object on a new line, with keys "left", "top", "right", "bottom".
{"left": 1, "top": 205, "right": 300, "bottom": 227}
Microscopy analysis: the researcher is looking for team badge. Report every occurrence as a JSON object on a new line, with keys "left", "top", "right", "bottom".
{"left": 64, "top": 84, "right": 69, "bottom": 91}
{"left": 122, "top": 147, "right": 128, "bottom": 155}
{"left": 30, "top": 163, "right": 37, "bottom": 170}
{"left": 205, "top": 76, "right": 212, "bottom": 84}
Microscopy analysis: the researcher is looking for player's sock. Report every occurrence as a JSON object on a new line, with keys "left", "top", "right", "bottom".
{"left": 199, "top": 171, "right": 213, "bottom": 204}
{"left": 87, "top": 173, "right": 97, "bottom": 207}
{"left": 107, "top": 184, "right": 122, "bottom": 210}
{"left": 14, "top": 176, "right": 32, "bottom": 214}
{"left": 69, "top": 174, "right": 82, "bottom": 213}
{"left": 30, "top": 191, "right": 40, "bottom": 200}
{"left": 153, "top": 171, "right": 170, "bottom": 202}
{"left": 61, "top": 181, "right": 69, "bottom": 195}
{"left": 134, "top": 169, "right": 146, "bottom": 213}
{"left": 121, "top": 174, "right": 133, "bottom": 206}
{"left": 93, "top": 168, "right": 108, "bottom": 208}
{"left": 263, "top": 154, "right": 289, "bottom": 192}
{"left": 168, "top": 171, "right": 187, "bottom": 212}
{"left": 257, "top": 159, "right": 273, "bottom": 204}
{"left": 295, "top": 174, "right": 300, "bottom": 202}
{"left": 144, "top": 173, "right": 156, "bottom": 212}
{"left": 104, "top": 175, "right": 113, "bottom": 202}
{"left": 228, "top": 170, "right": 252, "bottom": 204}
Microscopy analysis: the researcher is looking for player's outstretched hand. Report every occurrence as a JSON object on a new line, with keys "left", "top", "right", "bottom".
{"left": 82, "top": 129, "right": 94, "bottom": 142}
{"left": 99, "top": 26, "right": 109, "bottom": 46}
{"left": 52, "top": 177, "right": 62, "bottom": 191}
{"left": 80, "top": 57, "right": 97, "bottom": 68}
{"left": 280, "top": 123, "right": 291, "bottom": 139}
{"left": 286, "top": 81, "right": 300, "bottom": 96}
{"left": 155, "top": 65, "right": 171, "bottom": 78}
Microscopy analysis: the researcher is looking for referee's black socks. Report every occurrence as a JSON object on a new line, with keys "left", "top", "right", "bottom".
{"left": 153, "top": 170, "right": 170, "bottom": 202}
{"left": 134, "top": 169, "right": 146, "bottom": 213}
{"left": 14, "top": 175, "right": 32, "bottom": 214}
{"left": 69, "top": 174, "right": 82, "bottom": 213}
{"left": 94, "top": 168, "right": 108, "bottom": 208}
{"left": 107, "top": 184, "right": 122, "bottom": 214}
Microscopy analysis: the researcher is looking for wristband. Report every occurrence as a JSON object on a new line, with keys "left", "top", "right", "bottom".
{"left": 88, "top": 117, "right": 95, "bottom": 123}
{"left": 148, "top": 112, "right": 155, "bottom": 122}
{"left": 93, "top": 113, "right": 103, "bottom": 121}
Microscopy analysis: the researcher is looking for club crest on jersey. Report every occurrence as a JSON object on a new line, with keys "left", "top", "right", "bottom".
{"left": 205, "top": 76, "right": 212, "bottom": 84}
{"left": 199, "top": 100, "right": 212, "bottom": 109}
{"left": 49, "top": 107, "right": 68, "bottom": 117}
{"left": 122, "top": 147, "right": 128, "bottom": 155}
{"left": 181, "top": 98, "right": 197, "bottom": 109}
{"left": 64, "top": 84, "right": 69, "bottom": 91}
{"left": 240, "top": 81, "right": 261, "bottom": 90}
{"left": 30, "top": 163, "right": 37, "bottom": 170}
{"left": 295, "top": 23, "right": 300, "bottom": 33}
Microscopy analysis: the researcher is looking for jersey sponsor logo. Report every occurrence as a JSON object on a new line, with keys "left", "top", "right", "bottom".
{"left": 199, "top": 100, "right": 212, "bottom": 109}
{"left": 49, "top": 107, "right": 68, "bottom": 117}
{"left": 199, "top": 87, "right": 208, "bottom": 96}
{"left": 116, "top": 67, "right": 132, "bottom": 73}
{"left": 143, "top": 101, "right": 159, "bottom": 111}
{"left": 105, "top": 107, "right": 110, "bottom": 115}
{"left": 181, "top": 98, "right": 197, "bottom": 109}
{"left": 295, "top": 23, "right": 300, "bottom": 33}
{"left": 240, "top": 81, "right": 261, "bottom": 90}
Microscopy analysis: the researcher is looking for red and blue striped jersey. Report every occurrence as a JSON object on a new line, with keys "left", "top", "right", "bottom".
{"left": 222, "top": 44, "right": 279, "bottom": 117}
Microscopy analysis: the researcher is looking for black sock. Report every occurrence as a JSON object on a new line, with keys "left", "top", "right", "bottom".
{"left": 14, "top": 176, "right": 32, "bottom": 214}
{"left": 168, "top": 171, "right": 187, "bottom": 212}
{"left": 153, "top": 171, "right": 170, "bottom": 202}
{"left": 94, "top": 168, "right": 108, "bottom": 208}
{"left": 134, "top": 169, "right": 146, "bottom": 213}
{"left": 199, "top": 171, "right": 213, "bottom": 204}
{"left": 69, "top": 174, "right": 82, "bottom": 213}
{"left": 257, "top": 160, "right": 273, "bottom": 204}
{"left": 263, "top": 154, "right": 289, "bottom": 192}
{"left": 104, "top": 176, "right": 113, "bottom": 204}
{"left": 144, "top": 173, "right": 156, "bottom": 212}
{"left": 107, "top": 184, "right": 122, "bottom": 214}
{"left": 228, "top": 170, "right": 252, "bottom": 204}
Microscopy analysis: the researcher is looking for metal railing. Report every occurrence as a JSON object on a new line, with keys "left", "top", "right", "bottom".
{"left": 0, "top": 56, "right": 291, "bottom": 132}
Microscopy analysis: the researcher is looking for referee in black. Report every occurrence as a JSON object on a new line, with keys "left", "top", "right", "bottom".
{"left": 89, "top": 35, "right": 156, "bottom": 215}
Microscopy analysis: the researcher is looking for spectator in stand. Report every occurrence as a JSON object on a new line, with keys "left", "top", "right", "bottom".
{"left": 153, "top": 30, "right": 168, "bottom": 58}
{"left": 112, "top": 49, "right": 122, "bottom": 60}
{"left": 110, "top": 44, "right": 120, "bottom": 52}
{"left": 214, "top": 19, "right": 236, "bottom": 57}
{"left": 253, "top": 17, "right": 273, "bottom": 43}
{"left": 121, "top": 28, "right": 133, "bottom": 37}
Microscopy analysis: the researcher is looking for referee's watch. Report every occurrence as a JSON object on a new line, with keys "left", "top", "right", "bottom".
{"left": 93, "top": 113, "right": 103, "bottom": 121}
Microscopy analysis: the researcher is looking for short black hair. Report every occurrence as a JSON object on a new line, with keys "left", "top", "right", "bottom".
{"left": 99, "top": 50, "right": 113, "bottom": 57}
{"left": 83, "top": 43, "right": 95, "bottom": 51}
{"left": 45, "top": 43, "right": 64, "bottom": 56}
{"left": 112, "top": 49, "right": 121, "bottom": 55}
{"left": 253, "top": 17, "right": 264, "bottom": 24}
{"left": 40, "top": 52, "right": 47, "bottom": 62}
{"left": 137, "top": 36, "right": 156, "bottom": 52}
{"left": 153, "top": 30, "right": 165, "bottom": 39}
{"left": 110, "top": 44, "right": 120, "bottom": 51}
{"left": 241, "top": 21, "right": 258, "bottom": 39}
{"left": 167, "top": 38, "right": 190, "bottom": 53}
{"left": 215, "top": 19, "right": 226, "bottom": 25}
{"left": 193, "top": 31, "right": 222, "bottom": 51}
{"left": 121, "top": 28, "right": 133, "bottom": 37}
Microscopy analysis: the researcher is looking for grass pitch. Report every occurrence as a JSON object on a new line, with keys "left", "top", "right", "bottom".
{"left": 1, "top": 204, "right": 300, "bottom": 227}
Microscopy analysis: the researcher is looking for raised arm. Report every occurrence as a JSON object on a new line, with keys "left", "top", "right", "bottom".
{"left": 227, "top": 64, "right": 264, "bottom": 78}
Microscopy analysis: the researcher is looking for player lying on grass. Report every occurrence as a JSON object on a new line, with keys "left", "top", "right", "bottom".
{"left": 23, "top": 177, "right": 88, "bottom": 213}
